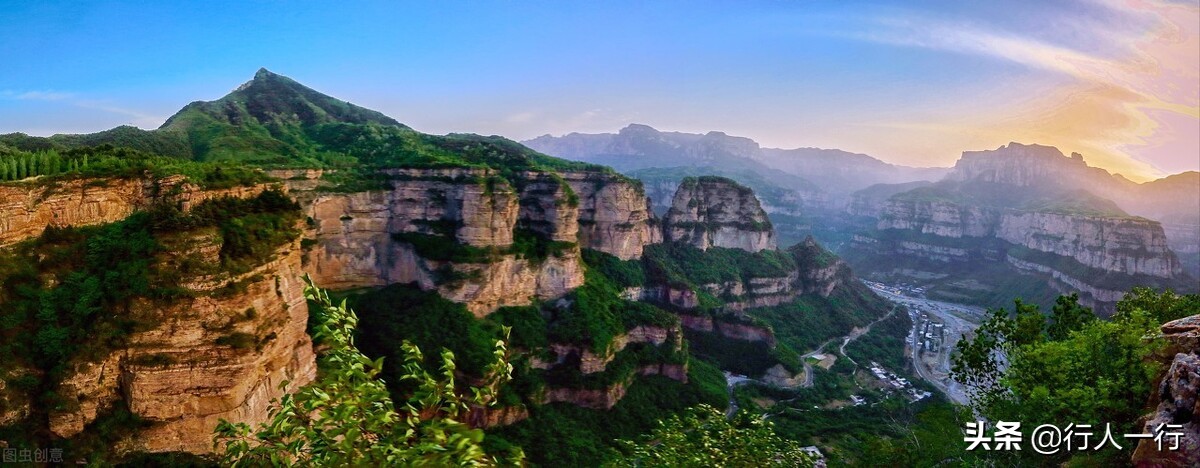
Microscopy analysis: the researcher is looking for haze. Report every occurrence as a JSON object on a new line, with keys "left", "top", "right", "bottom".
{"left": 1, "top": 0, "right": 1196, "bottom": 181}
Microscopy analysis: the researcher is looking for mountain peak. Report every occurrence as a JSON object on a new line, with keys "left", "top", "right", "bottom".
{"left": 162, "top": 69, "right": 404, "bottom": 133}
{"left": 620, "top": 123, "right": 660, "bottom": 134}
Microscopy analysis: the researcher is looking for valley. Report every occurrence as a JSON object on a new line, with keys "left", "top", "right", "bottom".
{"left": 0, "top": 68, "right": 1194, "bottom": 466}
{"left": 863, "top": 281, "right": 983, "bottom": 405}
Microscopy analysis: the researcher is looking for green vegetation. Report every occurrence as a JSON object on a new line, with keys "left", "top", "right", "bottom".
{"left": 950, "top": 292, "right": 1187, "bottom": 465}
{"left": 606, "top": 404, "right": 814, "bottom": 467}
{"left": 548, "top": 270, "right": 677, "bottom": 353}
{"left": 354, "top": 283, "right": 500, "bottom": 378}
{"left": 581, "top": 249, "right": 645, "bottom": 288}
{"left": 0, "top": 189, "right": 300, "bottom": 463}
{"left": 215, "top": 277, "right": 521, "bottom": 466}
{"left": 843, "top": 306, "right": 910, "bottom": 371}
{"left": 490, "top": 359, "right": 728, "bottom": 467}
{"left": 751, "top": 283, "right": 890, "bottom": 354}
{"left": 0, "top": 144, "right": 272, "bottom": 189}
{"left": 643, "top": 242, "right": 795, "bottom": 289}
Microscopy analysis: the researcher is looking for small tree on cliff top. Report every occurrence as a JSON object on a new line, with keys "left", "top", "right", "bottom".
{"left": 213, "top": 275, "right": 522, "bottom": 466}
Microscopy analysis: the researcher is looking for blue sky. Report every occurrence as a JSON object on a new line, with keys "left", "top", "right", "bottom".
{"left": 1, "top": 1, "right": 1196, "bottom": 179}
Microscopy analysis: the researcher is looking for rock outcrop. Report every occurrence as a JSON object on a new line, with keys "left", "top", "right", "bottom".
{"left": 663, "top": 176, "right": 775, "bottom": 252}
{"left": 0, "top": 175, "right": 273, "bottom": 248}
{"left": 877, "top": 199, "right": 997, "bottom": 239}
{"left": 996, "top": 212, "right": 1182, "bottom": 279}
{"left": 562, "top": 172, "right": 661, "bottom": 260}
{"left": 0, "top": 176, "right": 316, "bottom": 455}
{"left": 532, "top": 325, "right": 681, "bottom": 374}
{"left": 1132, "top": 315, "right": 1200, "bottom": 467}
{"left": 945, "top": 142, "right": 1127, "bottom": 192}
{"left": 294, "top": 168, "right": 587, "bottom": 316}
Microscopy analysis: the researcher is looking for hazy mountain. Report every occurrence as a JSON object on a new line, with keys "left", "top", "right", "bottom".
{"left": 841, "top": 142, "right": 1198, "bottom": 310}
{"left": 525, "top": 124, "right": 950, "bottom": 209}
{"left": 756, "top": 147, "right": 950, "bottom": 197}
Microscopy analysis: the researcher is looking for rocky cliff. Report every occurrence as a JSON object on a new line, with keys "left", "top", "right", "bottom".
{"left": 291, "top": 168, "right": 587, "bottom": 316}
{"left": 561, "top": 171, "right": 661, "bottom": 260}
{"left": 877, "top": 199, "right": 998, "bottom": 239}
{"left": 287, "top": 168, "right": 660, "bottom": 315}
{"left": 996, "top": 212, "right": 1182, "bottom": 279}
{"left": 663, "top": 176, "right": 775, "bottom": 252}
{"left": 0, "top": 176, "right": 316, "bottom": 456}
{"left": 0, "top": 175, "right": 271, "bottom": 248}
{"left": 51, "top": 240, "right": 316, "bottom": 454}
{"left": 945, "top": 142, "right": 1127, "bottom": 191}
{"left": 1131, "top": 314, "right": 1200, "bottom": 466}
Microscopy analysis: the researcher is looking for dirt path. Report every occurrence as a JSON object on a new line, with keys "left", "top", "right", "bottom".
{"left": 798, "top": 304, "right": 898, "bottom": 387}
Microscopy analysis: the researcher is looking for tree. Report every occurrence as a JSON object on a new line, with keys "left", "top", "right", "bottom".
{"left": 213, "top": 276, "right": 522, "bottom": 466}
{"left": 605, "top": 405, "right": 814, "bottom": 467}
{"left": 1115, "top": 287, "right": 1200, "bottom": 324}
{"left": 951, "top": 293, "right": 1170, "bottom": 464}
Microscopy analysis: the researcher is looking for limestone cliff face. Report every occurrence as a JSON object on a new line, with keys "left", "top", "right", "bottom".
{"left": 1005, "top": 255, "right": 1126, "bottom": 310}
{"left": 791, "top": 237, "right": 851, "bottom": 297}
{"left": 48, "top": 236, "right": 315, "bottom": 455}
{"left": 294, "top": 168, "right": 586, "bottom": 316}
{"left": 877, "top": 199, "right": 997, "bottom": 238}
{"left": 875, "top": 198, "right": 1184, "bottom": 278}
{"left": 0, "top": 176, "right": 316, "bottom": 455}
{"left": 0, "top": 175, "right": 273, "bottom": 248}
{"left": 562, "top": 172, "right": 661, "bottom": 260}
{"left": 945, "top": 142, "right": 1124, "bottom": 191}
{"left": 663, "top": 177, "right": 775, "bottom": 252}
{"left": 1132, "top": 315, "right": 1200, "bottom": 466}
{"left": 996, "top": 212, "right": 1182, "bottom": 279}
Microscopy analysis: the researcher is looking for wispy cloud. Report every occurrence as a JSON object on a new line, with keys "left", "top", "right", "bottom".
{"left": 840, "top": 2, "right": 1199, "bottom": 179}
{"left": 1, "top": 90, "right": 163, "bottom": 129}
{"left": 3, "top": 90, "right": 77, "bottom": 101}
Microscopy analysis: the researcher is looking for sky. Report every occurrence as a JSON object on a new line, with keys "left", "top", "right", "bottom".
{"left": 0, "top": 1, "right": 1196, "bottom": 181}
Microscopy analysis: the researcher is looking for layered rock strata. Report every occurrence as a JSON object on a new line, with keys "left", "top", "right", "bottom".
{"left": 663, "top": 177, "right": 775, "bottom": 252}
{"left": 0, "top": 175, "right": 273, "bottom": 248}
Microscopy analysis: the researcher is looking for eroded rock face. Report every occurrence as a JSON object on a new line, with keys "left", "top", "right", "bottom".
{"left": 532, "top": 325, "right": 680, "bottom": 374}
{"left": 562, "top": 172, "right": 661, "bottom": 260}
{"left": 1132, "top": 315, "right": 1200, "bottom": 467}
{"left": 873, "top": 195, "right": 1187, "bottom": 309}
{"left": 996, "top": 212, "right": 1182, "bottom": 279}
{"left": 877, "top": 200, "right": 997, "bottom": 239}
{"left": 663, "top": 177, "right": 775, "bottom": 252}
{"left": 0, "top": 176, "right": 273, "bottom": 248}
{"left": 792, "top": 237, "right": 850, "bottom": 297}
{"left": 48, "top": 240, "right": 316, "bottom": 454}
{"left": 296, "top": 168, "right": 586, "bottom": 316}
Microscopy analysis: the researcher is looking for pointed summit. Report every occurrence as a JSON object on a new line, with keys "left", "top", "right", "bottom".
{"left": 156, "top": 69, "right": 408, "bottom": 160}
{"left": 162, "top": 69, "right": 404, "bottom": 132}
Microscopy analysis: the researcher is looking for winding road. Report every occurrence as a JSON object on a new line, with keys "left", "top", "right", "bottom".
{"left": 798, "top": 303, "right": 899, "bottom": 387}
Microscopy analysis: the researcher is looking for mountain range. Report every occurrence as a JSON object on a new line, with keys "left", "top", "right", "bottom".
{"left": 0, "top": 69, "right": 902, "bottom": 465}
{"left": 527, "top": 127, "right": 1200, "bottom": 312}
{"left": 0, "top": 69, "right": 1194, "bottom": 465}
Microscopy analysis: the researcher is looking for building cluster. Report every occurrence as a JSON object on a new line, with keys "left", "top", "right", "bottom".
{"left": 868, "top": 361, "right": 931, "bottom": 402}
{"left": 910, "top": 312, "right": 946, "bottom": 353}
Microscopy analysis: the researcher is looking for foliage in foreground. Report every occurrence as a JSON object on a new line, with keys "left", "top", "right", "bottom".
{"left": 951, "top": 292, "right": 1181, "bottom": 465}
{"left": 605, "top": 404, "right": 814, "bottom": 467}
{"left": 213, "top": 276, "right": 521, "bottom": 466}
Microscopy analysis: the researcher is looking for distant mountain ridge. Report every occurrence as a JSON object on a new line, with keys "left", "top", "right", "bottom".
{"left": 525, "top": 124, "right": 949, "bottom": 200}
